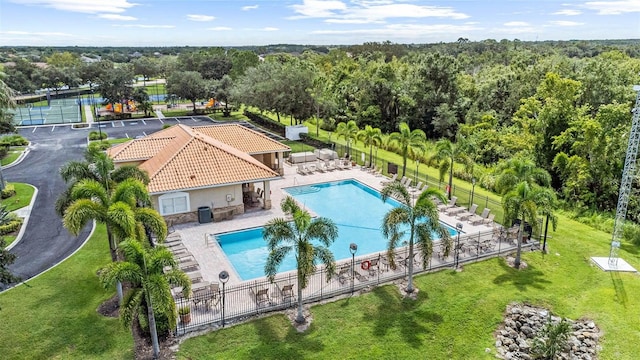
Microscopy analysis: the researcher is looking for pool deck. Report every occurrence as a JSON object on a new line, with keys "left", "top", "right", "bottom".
{"left": 172, "top": 162, "right": 493, "bottom": 287}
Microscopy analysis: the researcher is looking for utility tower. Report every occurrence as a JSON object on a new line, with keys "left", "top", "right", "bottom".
{"left": 608, "top": 85, "right": 640, "bottom": 268}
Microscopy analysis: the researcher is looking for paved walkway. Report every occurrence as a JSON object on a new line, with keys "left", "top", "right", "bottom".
{"left": 84, "top": 105, "right": 94, "bottom": 124}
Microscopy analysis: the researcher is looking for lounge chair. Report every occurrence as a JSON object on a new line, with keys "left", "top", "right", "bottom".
{"left": 400, "top": 176, "right": 410, "bottom": 187}
{"left": 445, "top": 205, "right": 467, "bottom": 216}
{"left": 297, "top": 164, "right": 308, "bottom": 175}
{"left": 483, "top": 213, "right": 496, "bottom": 226}
{"left": 381, "top": 173, "right": 398, "bottom": 185}
{"left": 455, "top": 204, "right": 478, "bottom": 220}
{"left": 437, "top": 196, "right": 458, "bottom": 211}
{"left": 410, "top": 181, "right": 424, "bottom": 193}
{"left": 337, "top": 265, "right": 352, "bottom": 284}
{"left": 366, "top": 257, "right": 380, "bottom": 276}
{"left": 316, "top": 161, "right": 327, "bottom": 172}
{"left": 469, "top": 208, "right": 491, "bottom": 225}
{"left": 253, "top": 287, "right": 270, "bottom": 306}
{"left": 325, "top": 160, "right": 336, "bottom": 171}
{"left": 305, "top": 163, "right": 316, "bottom": 173}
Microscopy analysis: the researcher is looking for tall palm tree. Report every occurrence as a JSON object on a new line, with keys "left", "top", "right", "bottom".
{"left": 389, "top": 122, "right": 426, "bottom": 178}
{"left": 503, "top": 182, "right": 557, "bottom": 268}
{"left": 380, "top": 181, "right": 451, "bottom": 293}
{"left": 56, "top": 149, "right": 150, "bottom": 217}
{"left": 335, "top": 120, "right": 359, "bottom": 158}
{"left": 63, "top": 178, "right": 167, "bottom": 263}
{"left": 263, "top": 196, "right": 338, "bottom": 324}
{"left": 430, "top": 138, "right": 473, "bottom": 200}
{"left": 495, "top": 157, "right": 554, "bottom": 269}
{"left": 99, "top": 239, "right": 191, "bottom": 358}
{"left": 357, "top": 125, "right": 383, "bottom": 168}
{"left": 0, "top": 76, "right": 16, "bottom": 191}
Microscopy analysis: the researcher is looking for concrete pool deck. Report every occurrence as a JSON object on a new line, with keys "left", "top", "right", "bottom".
{"left": 171, "top": 162, "right": 494, "bottom": 287}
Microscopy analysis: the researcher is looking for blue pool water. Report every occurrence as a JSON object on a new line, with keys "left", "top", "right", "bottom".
{"left": 217, "top": 179, "right": 458, "bottom": 280}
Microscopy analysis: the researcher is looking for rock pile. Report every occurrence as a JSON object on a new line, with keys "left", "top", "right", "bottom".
{"left": 495, "top": 303, "right": 601, "bottom": 359}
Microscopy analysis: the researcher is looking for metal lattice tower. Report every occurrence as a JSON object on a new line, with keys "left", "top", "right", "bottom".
{"left": 609, "top": 85, "right": 640, "bottom": 267}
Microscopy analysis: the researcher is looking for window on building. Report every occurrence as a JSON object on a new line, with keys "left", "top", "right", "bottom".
{"left": 158, "top": 192, "right": 190, "bottom": 215}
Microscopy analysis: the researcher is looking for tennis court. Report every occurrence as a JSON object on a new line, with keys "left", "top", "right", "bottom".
{"left": 12, "top": 98, "right": 82, "bottom": 125}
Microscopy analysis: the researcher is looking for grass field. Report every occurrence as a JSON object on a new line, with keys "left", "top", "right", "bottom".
{"left": 177, "top": 215, "right": 640, "bottom": 359}
{"left": 1, "top": 146, "right": 26, "bottom": 166}
{"left": 0, "top": 224, "right": 133, "bottom": 359}
{"left": 2, "top": 183, "right": 35, "bottom": 212}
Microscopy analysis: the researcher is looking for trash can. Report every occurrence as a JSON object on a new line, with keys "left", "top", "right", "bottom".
{"left": 198, "top": 206, "right": 212, "bottom": 224}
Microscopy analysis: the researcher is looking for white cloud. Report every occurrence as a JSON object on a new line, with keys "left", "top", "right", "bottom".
{"left": 552, "top": 9, "right": 582, "bottom": 15}
{"left": 0, "top": 30, "right": 73, "bottom": 37}
{"left": 263, "top": 27, "right": 279, "bottom": 31}
{"left": 187, "top": 14, "right": 215, "bottom": 22}
{"left": 491, "top": 25, "right": 536, "bottom": 34}
{"left": 207, "top": 26, "right": 232, "bottom": 31}
{"left": 504, "top": 21, "right": 530, "bottom": 27}
{"left": 547, "top": 20, "right": 583, "bottom": 26}
{"left": 312, "top": 23, "right": 480, "bottom": 36}
{"left": 583, "top": 1, "right": 640, "bottom": 15}
{"left": 290, "top": 0, "right": 469, "bottom": 22}
{"left": 9, "top": 0, "right": 138, "bottom": 14}
{"left": 242, "top": 5, "right": 259, "bottom": 11}
{"left": 98, "top": 14, "right": 137, "bottom": 21}
{"left": 113, "top": 24, "right": 175, "bottom": 29}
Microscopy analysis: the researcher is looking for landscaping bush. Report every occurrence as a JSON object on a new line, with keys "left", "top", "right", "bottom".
{"left": 0, "top": 134, "right": 28, "bottom": 146}
{"left": 88, "top": 131, "right": 108, "bottom": 141}
{"left": 162, "top": 124, "right": 172, "bottom": 129}
{"left": 623, "top": 222, "right": 640, "bottom": 245}
{"left": 0, "top": 145, "right": 8, "bottom": 159}
{"left": 1, "top": 184, "right": 16, "bottom": 199}
{"left": 243, "top": 110, "right": 285, "bottom": 136}
{"left": 0, "top": 219, "right": 22, "bottom": 235}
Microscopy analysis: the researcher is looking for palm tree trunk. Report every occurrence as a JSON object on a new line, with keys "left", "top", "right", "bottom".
{"left": 147, "top": 297, "right": 160, "bottom": 358}
{"left": 296, "top": 282, "right": 305, "bottom": 323}
{"left": 402, "top": 154, "right": 407, "bottom": 177}
{"left": 406, "top": 241, "right": 415, "bottom": 293}
{"left": 514, "top": 214, "right": 525, "bottom": 269}
{"left": 107, "top": 225, "right": 124, "bottom": 303}
{"left": 448, "top": 159, "right": 454, "bottom": 200}
{"left": 369, "top": 145, "right": 373, "bottom": 168}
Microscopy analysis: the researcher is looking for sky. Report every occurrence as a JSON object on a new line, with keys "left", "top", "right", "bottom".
{"left": 1, "top": 0, "right": 639, "bottom": 47}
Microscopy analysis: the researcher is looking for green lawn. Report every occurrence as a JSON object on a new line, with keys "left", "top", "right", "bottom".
{"left": 2, "top": 235, "right": 16, "bottom": 248}
{"left": 1, "top": 146, "right": 26, "bottom": 166}
{"left": 282, "top": 141, "right": 315, "bottom": 153}
{"left": 0, "top": 224, "right": 133, "bottom": 359}
{"left": 178, "top": 215, "right": 640, "bottom": 359}
{"left": 2, "top": 183, "right": 35, "bottom": 211}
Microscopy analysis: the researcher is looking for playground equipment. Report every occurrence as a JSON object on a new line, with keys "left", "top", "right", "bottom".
{"left": 105, "top": 100, "right": 136, "bottom": 114}
{"left": 206, "top": 98, "right": 219, "bottom": 108}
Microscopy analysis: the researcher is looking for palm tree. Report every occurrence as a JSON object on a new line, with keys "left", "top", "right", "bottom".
{"left": 0, "top": 76, "right": 16, "bottom": 191}
{"left": 335, "top": 120, "right": 359, "bottom": 159}
{"left": 503, "top": 182, "right": 557, "bottom": 268}
{"left": 99, "top": 239, "right": 191, "bottom": 358}
{"left": 430, "top": 138, "right": 473, "bottom": 200}
{"left": 56, "top": 148, "right": 149, "bottom": 218}
{"left": 357, "top": 125, "right": 383, "bottom": 168}
{"left": 263, "top": 196, "right": 338, "bottom": 324}
{"left": 63, "top": 178, "right": 167, "bottom": 263}
{"left": 380, "top": 181, "right": 451, "bottom": 293}
{"left": 389, "top": 122, "right": 426, "bottom": 178}
{"left": 495, "top": 157, "right": 554, "bottom": 269}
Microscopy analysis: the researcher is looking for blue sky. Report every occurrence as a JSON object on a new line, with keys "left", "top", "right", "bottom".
{"left": 1, "top": 0, "right": 639, "bottom": 46}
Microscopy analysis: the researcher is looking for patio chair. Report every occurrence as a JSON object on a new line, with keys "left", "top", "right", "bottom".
{"left": 437, "top": 196, "right": 458, "bottom": 211}
{"left": 410, "top": 181, "right": 424, "bottom": 193}
{"left": 337, "top": 265, "right": 352, "bottom": 285}
{"left": 253, "top": 287, "right": 270, "bottom": 306}
{"left": 316, "top": 161, "right": 327, "bottom": 172}
{"left": 297, "top": 164, "right": 308, "bottom": 175}
{"left": 469, "top": 208, "right": 491, "bottom": 225}
{"left": 278, "top": 283, "right": 295, "bottom": 302}
{"left": 366, "top": 257, "right": 380, "bottom": 276}
{"left": 445, "top": 204, "right": 467, "bottom": 216}
{"left": 483, "top": 213, "right": 496, "bottom": 226}
{"left": 325, "top": 160, "right": 336, "bottom": 171}
{"left": 455, "top": 204, "right": 478, "bottom": 221}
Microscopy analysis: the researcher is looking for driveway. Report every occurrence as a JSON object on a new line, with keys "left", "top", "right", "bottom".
{"left": 1, "top": 117, "right": 217, "bottom": 290}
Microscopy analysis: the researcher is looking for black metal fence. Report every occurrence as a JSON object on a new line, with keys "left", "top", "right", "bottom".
{"left": 174, "top": 228, "right": 535, "bottom": 335}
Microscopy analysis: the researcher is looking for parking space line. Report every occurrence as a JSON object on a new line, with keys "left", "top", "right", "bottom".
{"left": 125, "top": 133, "right": 129, "bottom": 138}
{"left": 32, "top": 127, "right": 37, "bottom": 133}
{"left": 176, "top": 118, "right": 181, "bottom": 123}
{"left": 159, "top": 119, "right": 164, "bottom": 124}
{"left": 121, "top": 121, "right": 125, "bottom": 127}
{"left": 142, "top": 119, "right": 146, "bottom": 125}
{"left": 51, "top": 126, "right": 55, "bottom": 132}
{"left": 143, "top": 131, "right": 147, "bottom": 136}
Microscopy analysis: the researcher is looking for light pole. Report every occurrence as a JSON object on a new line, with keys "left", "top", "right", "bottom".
{"left": 414, "top": 159, "right": 419, "bottom": 185}
{"left": 469, "top": 178, "right": 476, "bottom": 210}
{"left": 349, "top": 243, "right": 357, "bottom": 294}
{"left": 218, "top": 270, "right": 229, "bottom": 327}
{"left": 455, "top": 222, "right": 463, "bottom": 269}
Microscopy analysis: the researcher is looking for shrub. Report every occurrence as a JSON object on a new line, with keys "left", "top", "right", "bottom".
{"left": 1, "top": 184, "right": 16, "bottom": 199}
{"left": 531, "top": 316, "right": 572, "bottom": 360}
{"left": 162, "top": 124, "right": 172, "bottom": 129}
{"left": 623, "top": 222, "right": 640, "bottom": 246}
{"left": 0, "top": 219, "right": 22, "bottom": 235}
{"left": 0, "top": 135, "right": 28, "bottom": 146}
{"left": 178, "top": 306, "right": 190, "bottom": 315}
{"left": 88, "top": 131, "right": 108, "bottom": 141}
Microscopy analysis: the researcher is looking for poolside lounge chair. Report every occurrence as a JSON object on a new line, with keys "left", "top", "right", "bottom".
{"left": 316, "top": 161, "right": 327, "bottom": 172}
{"left": 253, "top": 287, "right": 270, "bottom": 306}
{"left": 469, "top": 208, "right": 491, "bottom": 225}
{"left": 297, "top": 164, "right": 308, "bottom": 175}
{"left": 337, "top": 265, "right": 352, "bottom": 284}
{"left": 437, "top": 196, "right": 458, "bottom": 211}
{"left": 381, "top": 173, "right": 398, "bottom": 185}
{"left": 325, "top": 160, "right": 336, "bottom": 171}
{"left": 455, "top": 204, "right": 478, "bottom": 220}
{"left": 399, "top": 176, "right": 410, "bottom": 187}
{"left": 483, "top": 213, "right": 496, "bottom": 226}
{"left": 410, "top": 181, "right": 424, "bottom": 193}
{"left": 366, "top": 257, "right": 380, "bottom": 276}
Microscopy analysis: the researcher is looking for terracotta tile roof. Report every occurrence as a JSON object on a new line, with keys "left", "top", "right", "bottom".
{"left": 191, "top": 124, "right": 290, "bottom": 154}
{"left": 109, "top": 124, "right": 281, "bottom": 194}
{"left": 106, "top": 137, "right": 175, "bottom": 161}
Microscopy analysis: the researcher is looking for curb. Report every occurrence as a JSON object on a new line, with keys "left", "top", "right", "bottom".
{"left": 2, "top": 142, "right": 32, "bottom": 170}
{"left": 6, "top": 184, "right": 38, "bottom": 251}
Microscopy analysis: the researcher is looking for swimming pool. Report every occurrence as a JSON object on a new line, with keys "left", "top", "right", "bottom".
{"left": 217, "top": 179, "right": 458, "bottom": 280}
